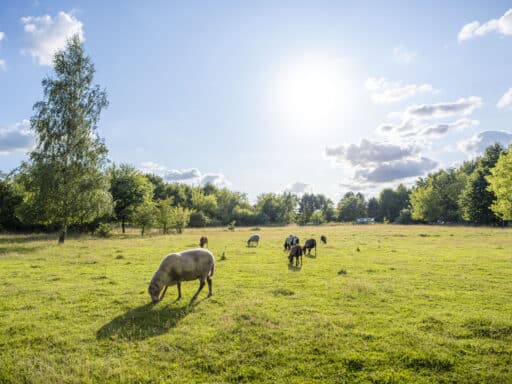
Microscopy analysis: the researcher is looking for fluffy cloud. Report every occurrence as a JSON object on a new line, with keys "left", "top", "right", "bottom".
{"left": 0, "top": 119, "right": 34, "bottom": 154}
{"left": 392, "top": 45, "right": 416, "bottom": 64}
{"left": 326, "top": 139, "right": 436, "bottom": 183}
{"left": 458, "top": 9, "right": 512, "bottom": 41}
{"left": 355, "top": 157, "right": 438, "bottom": 183}
{"left": 0, "top": 32, "right": 5, "bottom": 42}
{"left": 21, "top": 11, "right": 84, "bottom": 65}
{"left": 139, "top": 161, "right": 231, "bottom": 187}
{"left": 422, "top": 118, "right": 479, "bottom": 136}
{"left": 497, "top": 87, "right": 512, "bottom": 109}
{"left": 365, "top": 78, "right": 435, "bottom": 104}
{"left": 283, "top": 181, "right": 313, "bottom": 195}
{"left": 405, "top": 97, "right": 483, "bottom": 119}
{"left": 326, "top": 139, "right": 418, "bottom": 166}
{"left": 458, "top": 130, "right": 512, "bottom": 155}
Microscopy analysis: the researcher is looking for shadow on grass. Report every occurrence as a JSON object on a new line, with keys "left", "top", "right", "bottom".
{"left": 288, "top": 264, "right": 302, "bottom": 272}
{"left": 96, "top": 302, "right": 195, "bottom": 341}
{"left": 0, "top": 245, "right": 42, "bottom": 255}
{"left": 305, "top": 254, "right": 317, "bottom": 259}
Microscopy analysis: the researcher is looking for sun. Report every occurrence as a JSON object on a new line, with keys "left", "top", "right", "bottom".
{"left": 273, "top": 57, "right": 345, "bottom": 127}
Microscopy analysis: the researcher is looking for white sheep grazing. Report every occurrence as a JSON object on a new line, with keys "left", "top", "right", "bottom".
{"left": 148, "top": 248, "right": 215, "bottom": 304}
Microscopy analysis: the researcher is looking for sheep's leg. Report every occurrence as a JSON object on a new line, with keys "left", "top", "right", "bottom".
{"left": 159, "top": 285, "right": 168, "bottom": 301}
{"left": 207, "top": 276, "right": 213, "bottom": 297}
{"left": 176, "top": 282, "right": 182, "bottom": 301}
{"left": 191, "top": 279, "right": 206, "bottom": 301}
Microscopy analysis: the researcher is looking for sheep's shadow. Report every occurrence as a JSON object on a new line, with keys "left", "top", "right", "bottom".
{"left": 96, "top": 302, "right": 195, "bottom": 341}
{"left": 305, "top": 253, "right": 317, "bottom": 259}
{"left": 288, "top": 264, "right": 302, "bottom": 272}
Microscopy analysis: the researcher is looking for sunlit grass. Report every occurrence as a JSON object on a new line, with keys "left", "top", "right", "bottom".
{"left": 1, "top": 224, "right": 511, "bottom": 383}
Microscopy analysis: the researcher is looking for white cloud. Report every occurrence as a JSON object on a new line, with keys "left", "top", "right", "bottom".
{"left": 497, "top": 87, "right": 512, "bottom": 109}
{"left": 365, "top": 77, "right": 435, "bottom": 104}
{"left": 0, "top": 119, "right": 34, "bottom": 154}
{"left": 283, "top": 181, "right": 313, "bottom": 196}
{"left": 458, "top": 9, "right": 512, "bottom": 41}
{"left": 355, "top": 157, "right": 438, "bottom": 183}
{"left": 405, "top": 97, "right": 483, "bottom": 119}
{"left": 0, "top": 59, "right": 6, "bottom": 71}
{"left": 458, "top": 130, "right": 512, "bottom": 155}
{"left": 0, "top": 31, "right": 5, "bottom": 42}
{"left": 139, "top": 162, "right": 231, "bottom": 188}
{"left": 392, "top": 45, "right": 417, "bottom": 64}
{"left": 421, "top": 118, "right": 479, "bottom": 136}
{"left": 326, "top": 139, "right": 418, "bottom": 166}
{"left": 325, "top": 139, "right": 436, "bottom": 184}
{"left": 21, "top": 11, "right": 84, "bottom": 66}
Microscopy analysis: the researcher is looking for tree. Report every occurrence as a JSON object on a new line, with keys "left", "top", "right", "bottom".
{"left": 337, "top": 192, "right": 367, "bottom": 222}
{"left": 170, "top": 206, "right": 191, "bottom": 234}
{"left": 459, "top": 144, "right": 503, "bottom": 224}
{"left": 110, "top": 164, "right": 154, "bottom": 233}
{"left": 310, "top": 210, "right": 325, "bottom": 225}
{"left": 0, "top": 177, "right": 24, "bottom": 230}
{"left": 132, "top": 200, "right": 157, "bottom": 236}
{"left": 155, "top": 197, "right": 174, "bottom": 234}
{"left": 367, "top": 197, "right": 381, "bottom": 221}
{"left": 16, "top": 35, "right": 111, "bottom": 243}
{"left": 486, "top": 147, "right": 512, "bottom": 220}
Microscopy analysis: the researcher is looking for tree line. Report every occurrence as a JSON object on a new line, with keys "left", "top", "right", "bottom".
{"left": 1, "top": 36, "right": 511, "bottom": 242}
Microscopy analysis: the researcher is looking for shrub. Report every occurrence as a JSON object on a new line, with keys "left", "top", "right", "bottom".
{"left": 96, "top": 223, "right": 114, "bottom": 238}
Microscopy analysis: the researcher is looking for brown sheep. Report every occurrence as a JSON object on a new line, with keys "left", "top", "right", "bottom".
{"left": 199, "top": 236, "right": 208, "bottom": 248}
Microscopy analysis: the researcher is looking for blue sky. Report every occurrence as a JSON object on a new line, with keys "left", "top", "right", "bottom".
{"left": 1, "top": 1, "right": 512, "bottom": 201}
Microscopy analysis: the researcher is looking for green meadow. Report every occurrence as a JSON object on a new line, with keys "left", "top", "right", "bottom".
{"left": 1, "top": 225, "right": 511, "bottom": 383}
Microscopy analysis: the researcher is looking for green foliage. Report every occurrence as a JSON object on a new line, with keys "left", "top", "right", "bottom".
{"left": 337, "top": 192, "right": 367, "bottom": 222}
{"left": 0, "top": 177, "right": 24, "bottom": 230}
{"left": 487, "top": 147, "right": 512, "bottom": 220}
{"left": 96, "top": 222, "right": 114, "bottom": 237}
{"left": 227, "top": 220, "right": 236, "bottom": 231}
{"left": 310, "top": 209, "right": 325, "bottom": 225}
{"left": 15, "top": 35, "right": 112, "bottom": 242}
{"left": 170, "top": 206, "right": 191, "bottom": 234}
{"left": 110, "top": 164, "right": 154, "bottom": 233}
{"left": 132, "top": 200, "right": 157, "bottom": 236}
{"left": 189, "top": 210, "right": 209, "bottom": 227}
{"left": 378, "top": 184, "right": 410, "bottom": 223}
{"left": 155, "top": 197, "right": 174, "bottom": 234}
{"left": 460, "top": 144, "right": 503, "bottom": 224}
{"left": 255, "top": 193, "right": 297, "bottom": 225}
{"left": 297, "top": 193, "right": 334, "bottom": 224}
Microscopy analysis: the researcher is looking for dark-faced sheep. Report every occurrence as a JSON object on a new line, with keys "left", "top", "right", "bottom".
{"left": 288, "top": 244, "right": 303, "bottom": 266}
{"left": 284, "top": 235, "right": 300, "bottom": 251}
{"left": 303, "top": 238, "right": 317, "bottom": 256}
{"left": 199, "top": 236, "right": 208, "bottom": 248}
{"left": 247, "top": 234, "right": 260, "bottom": 247}
{"left": 320, "top": 235, "right": 327, "bottom": 244}
{"left": 148, "top": 248, "right": 215, "bottom": 304}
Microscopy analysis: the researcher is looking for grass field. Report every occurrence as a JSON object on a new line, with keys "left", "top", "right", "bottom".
{"left": 1, "top": 224, "right": 512, "bottom": 383}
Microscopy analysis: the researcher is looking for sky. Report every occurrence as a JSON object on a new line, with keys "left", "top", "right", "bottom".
{"left": 1, "top": 1, "right": 512, "bottom": 202}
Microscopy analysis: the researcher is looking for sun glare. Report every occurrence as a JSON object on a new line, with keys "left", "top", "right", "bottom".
{"left": 274, "top": 57, "right": 345, "bottom": 126}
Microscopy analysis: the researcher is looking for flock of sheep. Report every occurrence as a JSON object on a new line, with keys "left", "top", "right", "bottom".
{"left": 148, "top": 233, "right": 327, "bottom": 304}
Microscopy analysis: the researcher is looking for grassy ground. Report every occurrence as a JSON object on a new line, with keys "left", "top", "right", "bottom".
{"left": 1, "top": 224, "right": 511, "bottom": 383}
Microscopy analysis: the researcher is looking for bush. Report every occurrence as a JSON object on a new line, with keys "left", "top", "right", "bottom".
{"left": 227, "top": 220, "right": 236, "bottom": 231}
{"left": 96, "top": 223, "right": 114, "bottom": 238}
{"left": 189, "top": 211, "right": 209, "bottom": 227}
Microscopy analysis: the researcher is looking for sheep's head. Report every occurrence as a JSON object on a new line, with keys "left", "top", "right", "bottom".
{"left": 148, "top": 282, "right": 161, "bottom": 304}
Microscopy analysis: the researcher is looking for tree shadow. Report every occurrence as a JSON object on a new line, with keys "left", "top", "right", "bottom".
{"left": 96, "top": 302, "right": 195, "bottom": 341}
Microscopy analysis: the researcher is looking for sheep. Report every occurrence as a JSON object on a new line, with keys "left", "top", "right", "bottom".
{"left": 148, "top": 248, "right": 215, "bottom": 304}
{"left": 320, "top": 235, "right": 327, "bottom": 244}
{"left": 288, "top": 244, "right": 303, "bottom": 266}
{"left": 303, "top": 238, "right": 317, "bottom": 256}
{"left": 199, "top": 236, "right": 208, "bottom": 248}
{"left": 247, "top": 234, "right": 260, "bottom": 247}
{"left": 284, "top": 235, "right": 300, "bottom": 251}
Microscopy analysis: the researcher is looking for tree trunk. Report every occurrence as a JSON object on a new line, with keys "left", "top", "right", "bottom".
{"left": 122, "top": 219, "right": 126, "bottom": 234}
{"left": 58, "top": 224, "right": 67, "bottom": 244}
{"left": 141, "top": 225, "right": 145, "bottom": 236}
